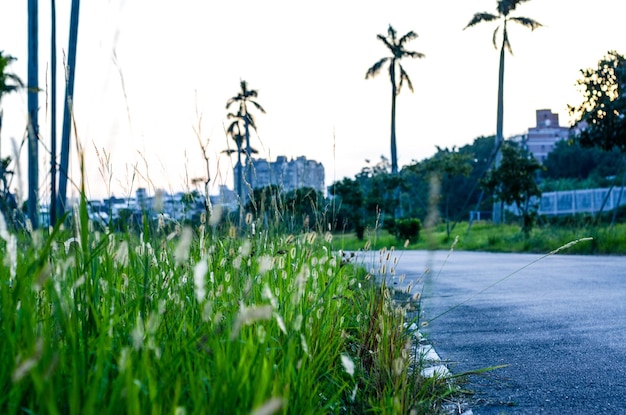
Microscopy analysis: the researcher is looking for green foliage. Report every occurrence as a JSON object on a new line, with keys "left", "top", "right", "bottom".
{"left": 543, "top": 139, "right": 623, "bottom": 184}
{"left": 329, "top": 177, "right": 366, "bottom": 239}
{"left": 385, "top": 217, "right": 422, "bottom": 243}
{"left": 0, "top": 196, "right": 450, "bottom": 414}
{"left": 570, "top": 50, "right": 626, "bottom": 152}
{"left": 482, "top": 143, "right": 543, "bottom": 234}
{"left": 246, "top": 185, "right": 327, "bottom": 233}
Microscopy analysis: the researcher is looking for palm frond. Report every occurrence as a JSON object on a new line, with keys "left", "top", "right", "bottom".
{"left": 376, "top": 33, "right": 394, "bottom": 53}
{"left": 464, "top": 12, "right": 498, "bottom": 29}
{"left": 403, "top": 50, "right": 425, "bottom": 59}
{"left": 399, "top": 30, "right": 418, "bottom": 46}
{"left": 509, "top": 16, "right": 542, "bottom": 30}
{"left": 503, "top": 30, "right": 513, "bottom": 55}
{"left": 366, "top": 58, "right": 389, "bottom": 79}
{"left": 250, "top": 100, "right": 266, "bottom": 114}
{"left": 498, "top": 0, "right": 531, "bottom": 16}
{"left": 398, "top": 65, "right": 414, "bottom": 94}
{"left": 386, "top": 24, "right": 397, "bottom": 42}
{"left": 492, "top": 25, "right": 501, "bottom": 49}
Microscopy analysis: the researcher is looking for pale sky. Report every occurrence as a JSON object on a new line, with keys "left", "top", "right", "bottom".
{"left": 1, "top": 0, "right": 626, "bottom": 201}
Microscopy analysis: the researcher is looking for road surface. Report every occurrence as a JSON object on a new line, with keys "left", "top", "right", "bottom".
{"left": 374, "top": 249, "right": 626, "bottom": 414}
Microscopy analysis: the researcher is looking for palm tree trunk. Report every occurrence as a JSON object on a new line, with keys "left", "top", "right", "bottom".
{"left": 28, "top": 0, "right": 40, "bottom": 228}
{"left": 493, "top": 36, "right": 506, "bottom": 225}
{"left": 390, "top": 63, "right": 398, "bottom": 175}
{"left": 50, "top": 0, "right": 57, "bottom": 226}
{"left": 57, "top": 0, "right": 79, "bottom": 219}
{"left": 244, "top": 115, "right": 250, "bottom": 203}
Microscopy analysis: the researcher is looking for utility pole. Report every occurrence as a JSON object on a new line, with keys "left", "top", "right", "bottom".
{"left": 28, "top": 0, "right": 39, "bottom": 228}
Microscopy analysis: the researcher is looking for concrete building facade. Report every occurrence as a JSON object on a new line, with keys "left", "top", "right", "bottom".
{"left": 233, "top": 156, "right": 325, "bottom": 201}
{"left": 525, "top": 109, "right": 571, "bottom": 163}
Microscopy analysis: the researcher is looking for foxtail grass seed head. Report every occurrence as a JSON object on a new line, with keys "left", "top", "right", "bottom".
{"left": 257, "top": 255, "right": 273, "bottom": 274}
{"left": 306, "top": 231, "right": 317, "bottom": 244}
{"left": 132, "top": 315, "right": 145, "bottom": 350}
{"left": 208, "top": 204, "right": 223, "bottom": 226}
{"left": 293, "top": 314, "right": 303, "bottom": 331}
{"left": 12, "top": 338, "right": 43, "bottom": 383}
{"left": 153, "top": 189, "right": 164, "bottom": 212}
{"left": 174, "top": 227, "right": 193, "bottom": 265}
{"left": 115, "top": 240, "right": 129, "bottom": 267}
{"left": 193, "top": 258, "right": 208, "bottom": 302}
{"left": 550, "top": 237, "right": 593, "bottom": 254}
{"left": 0, "top": 211, "right": 9, "bottom": 242}
{"left": 364, "top": 240, "right": 371, "bottom": 251}
{"left": 231, "top": 304, "right": 273, "bottom": 340}
{"left": 245, "top": 212, "right": 253, "bottom": 225}
{"left": 340, "top": 354, "right": 355, "bottom": 377}
{"left": 324, "top": 232, "right": 333, "bottom": 243}
{"left": 241, "top": 239, "right": 252, "bottom": 257}
{"left": 229, "top": 226, "right": 237, "bottom": 238}
{"left": 274, "top": 312, "right": 287, "bottom": 335}
{"left": 250, "top": 398, "right": 285, "bottom": 415}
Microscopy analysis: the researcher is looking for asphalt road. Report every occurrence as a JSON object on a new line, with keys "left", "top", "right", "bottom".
{"left": 385, "top": 249, "right": 626, "bottom": 415}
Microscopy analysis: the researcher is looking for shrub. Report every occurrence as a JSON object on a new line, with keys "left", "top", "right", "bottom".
{"left": 385, "top": 218, "right": 421, "bottom": 243}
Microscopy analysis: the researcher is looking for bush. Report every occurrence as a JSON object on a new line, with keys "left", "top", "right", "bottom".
{"left": 385, "top": 218, "right": 421, "bottom": 243}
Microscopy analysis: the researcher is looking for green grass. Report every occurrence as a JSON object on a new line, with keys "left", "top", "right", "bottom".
{"left": 0, "top": 203, "right": 455, "bottom": 414}
{"left": 331, "top": 221, "right": 626, "bottom": 255}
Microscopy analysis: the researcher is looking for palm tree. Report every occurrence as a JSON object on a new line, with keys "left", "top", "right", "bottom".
{"left": 464, "top": 1, "right": 541, "bottom": 164}
{"left": 225, "top": 80, "right": 265, "bottom": 176}
{"left": 464, "top": 0, "right": 541, "bottom": 224}
{"left": 0, "top": 51, "right": 24, "bottom": 159}
{"left": 223, "top": 113, "right": 246, "bottom": 201}
{"left": 366, "top": 24, "right": 425, "bottom": 175}
{"left": 223, "top": 110, "right": 259, "bottom": 202}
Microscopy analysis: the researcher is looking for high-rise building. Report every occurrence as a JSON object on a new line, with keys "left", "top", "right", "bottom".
{"left": 235, "top": 156, "right": 325, "bottom": 200}
{"left": 525, "top": 109, "right": 571, "bottom": 163}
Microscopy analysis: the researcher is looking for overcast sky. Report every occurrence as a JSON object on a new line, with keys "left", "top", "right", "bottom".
{"left": 1, "top": 0, "right": 626, "bottom": 201}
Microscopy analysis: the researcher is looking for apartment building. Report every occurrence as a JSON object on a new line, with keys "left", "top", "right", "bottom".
{"left": 525, "top": 109, "right": 571, "bottom": 162}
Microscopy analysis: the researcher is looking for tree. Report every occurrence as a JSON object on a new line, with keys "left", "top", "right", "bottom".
{"left": 407, "top": 146, "right": 473, "bottom": 237}
{"left": 223, "top": 112, "right": 246, "bottom": 202}
{"left": 330, "top": 177, "right": 366, "bottom": 239}
{"left": 366, "top": 24, "right": 425, "bottom": 175}
{"left": 57, "top": 0, "right": 80, "bottom": 222}
{"left": 0, "top": 51, "right": 25, "bottom": 157}
{"left": 28, "top": 0, "right": 40, "bottom": 228}
{"left": 481, "top": 143, "right": 543, "bottom": 234}
{"left": 464, "top": 0, "right": 542, "bottom": 223}
{"left": 225, "top": 80, "right": 265, "bottom": 191}
{"left": 543, "top": 139, "right": 622, "bottom": 183}
{"left": 569, "top": 51, "right": 626, "bottom": 153}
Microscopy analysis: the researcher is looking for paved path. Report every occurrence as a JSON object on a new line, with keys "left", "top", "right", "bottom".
{"left": 382, "top": 249, "right": 626, "bottom": 414}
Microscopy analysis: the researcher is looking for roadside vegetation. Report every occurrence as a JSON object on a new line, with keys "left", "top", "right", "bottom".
{"left": 0, "top": 191, "right": 460, "bottom": 414}
{"left": 331, "top": 220, "right": 626, "bottom": 255}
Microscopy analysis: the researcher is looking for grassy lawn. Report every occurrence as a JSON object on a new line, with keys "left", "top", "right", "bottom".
{"left": 332, "top": 221, "right": 626, "bottom": 255}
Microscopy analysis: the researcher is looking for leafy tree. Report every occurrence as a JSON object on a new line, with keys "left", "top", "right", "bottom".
{"left": 569, "top": 50, "right": 626, "bottom": 152}
{"left": 481, "top": 143, "right": 543, "bottom": 234}
{"left": 0, "top": 51, "right": 24, "bottom": 151}
{"left": 465, "top": 0, "right": 542, "bottom": 222}
{"left": 543, "top": 139, "right": 622, "bottom": 182}
{"left": 0, "top": 51, "right": 23, "bottom": 228}
{"left": 355, "top": 156, "right": 402, "bottom": 221}
{"left": 407, "top": 146, "right": 473, "bottom": 237}
{"left": 329, "top": 177, "right": 366, "bottom": 239}
{"left": 366, "top": 25, "right": 425, "bottom": 175}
